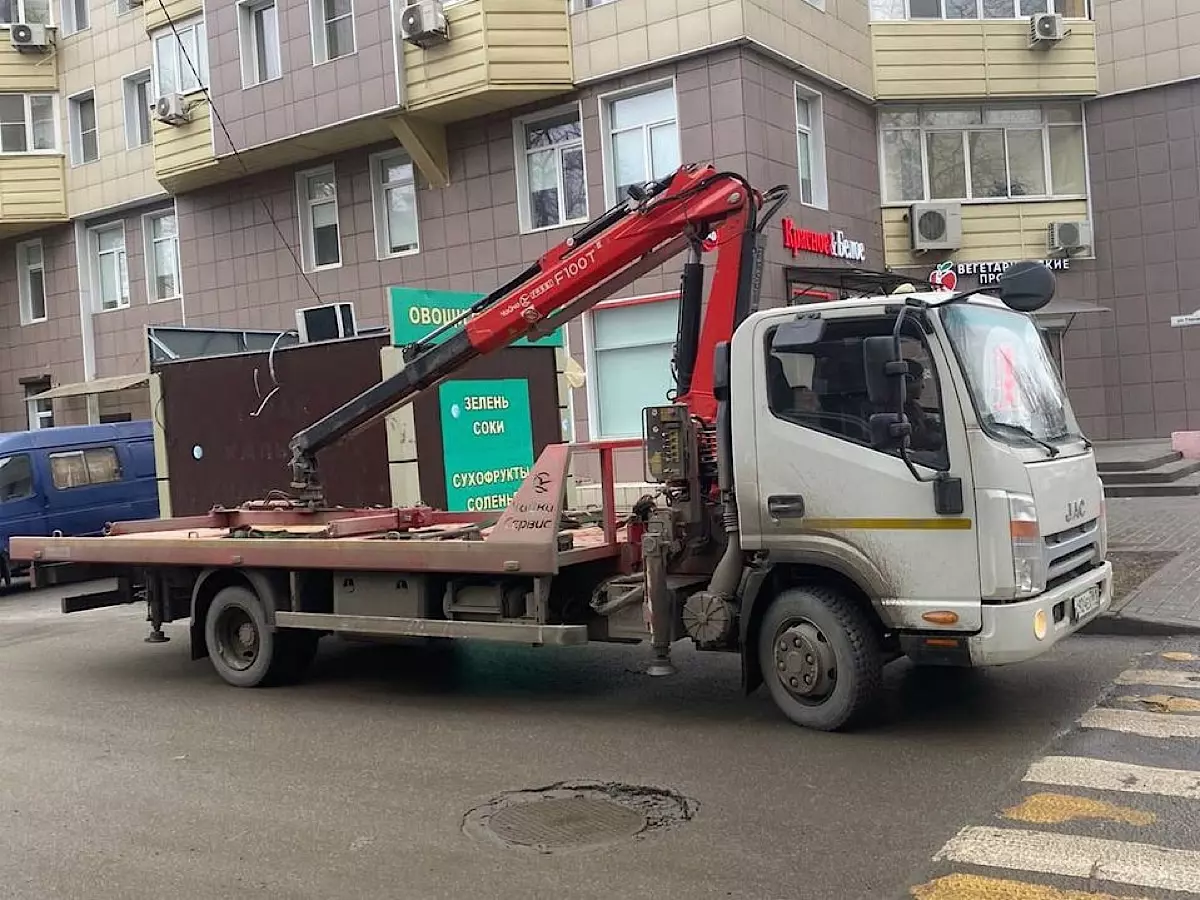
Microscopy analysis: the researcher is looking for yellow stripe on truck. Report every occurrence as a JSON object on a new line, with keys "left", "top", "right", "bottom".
{"left": 801, "top": 517, "right": 973, "bottom": 531}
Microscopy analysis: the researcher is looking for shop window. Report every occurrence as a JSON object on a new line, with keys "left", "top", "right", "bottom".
{"left": 601, "top": 83, "right": 679, "bottom": 205}
{"left": 880, "top": 103, "right": 1086, "bottom": 203}
{"left": 585, "top": 295, "right": 679, "bottom": 439}
{"left": 766, "top": 319, "right": 948, "bottom": 470}
{"left": 49, "top": 447, "right": 122, "bottom": 490}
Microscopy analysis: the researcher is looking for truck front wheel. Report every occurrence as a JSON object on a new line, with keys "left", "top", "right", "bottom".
{"left": 757, "top": 586, "right": 883, "bottom": 731}
{"left": 204, "top": 586, "right": 318, "bottom": 688}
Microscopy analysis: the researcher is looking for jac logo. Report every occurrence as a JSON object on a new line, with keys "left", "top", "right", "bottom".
{"left": 1065, "top": 499, "right": 1087, "bottom": 523}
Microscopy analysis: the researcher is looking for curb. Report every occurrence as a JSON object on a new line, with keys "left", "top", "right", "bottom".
{"left": 1082, "top": 613, "right": 1200, "bottom": 638}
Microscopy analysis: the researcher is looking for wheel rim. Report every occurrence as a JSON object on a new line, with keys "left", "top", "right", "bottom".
{"left": 214, "top": 606, "right": 259, "bottom": 672}
{"left": 772, "top": 618, "right": 838, "bottom": 705}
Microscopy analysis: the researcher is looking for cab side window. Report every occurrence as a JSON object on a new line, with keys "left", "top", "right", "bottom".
{"left": 765, "top": 319, "right": 949, "bottom": 470}
{"left": 0, "top": 454, "right": 34, "bottom": 502}
{"left": 49, "top": 447, "right": 123, "bottom": 490}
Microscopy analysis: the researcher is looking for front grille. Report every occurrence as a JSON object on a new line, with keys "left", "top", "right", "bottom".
{"left": 1044, "top": 518, "right": 1100, "bottom": 588}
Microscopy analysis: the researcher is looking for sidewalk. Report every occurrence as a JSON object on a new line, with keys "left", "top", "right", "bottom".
{"left": 1090, "top": 495, "right": 1200, "bottom": 635}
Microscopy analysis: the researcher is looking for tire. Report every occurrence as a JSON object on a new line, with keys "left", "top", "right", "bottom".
{"left": 203, "top": 586, "right": 318, "bottom": 688}
{"left": 757, "top": 585, "right": 883, "bottom": 732}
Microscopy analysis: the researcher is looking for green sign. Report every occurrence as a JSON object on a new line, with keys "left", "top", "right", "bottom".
{"left": 389, "top": 287, "right": 563, "bottom": 348}
{"left": 439, "top": 378, "right": 535, "bottom": 513}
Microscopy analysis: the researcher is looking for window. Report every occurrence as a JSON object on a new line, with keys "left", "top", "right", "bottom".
{"left": 24, "top": 381, "right": 53, "bottom": 430}
{"left": 240, "top": 0, "right": 281, "bottom": 86}
{"left": 90, "top": 223, "right": 130, "bottom": 311}
{"left": 586, "top": 296, "right": 679, "bottom": 439}
{"left": 297, "top": 165, "right": 341, "bottom": 271}
{"left": 766, "top": 318, "right": 947, "bottom": 469}
{"left": 123, "top": 71, "right": 153, "bottom": 148}
{"left": 49, "top": 447, "right": 122, "bottom": 490}
{"left": 61, "top": 0, "right": 87, "bottom": 32}
{"left": 144, "top": 210, "right": 181, "bottom": 301}
{"left": 870, "top": 0, "right": 1088, "bottom": 18}
{"left": 515, "top": 105, "right": 587, "bottom": 232}
{"left": 310, "top": 0, "right": 355, "bottom": 64}
{"left": 68, "top": 90, "right": 98, "bottom": 165}
{"left": 152, "top": 19, "right": 209, "bottom": 97}
{"left": 0, "top": 94, "right": 56, "bottom": 153}
{"left": 602, "top": 84, "right": 679, "bottom": 204}
{"left": 573, "top": 0, "right": 615, "bottom": 9}
{"left": 794, "top": 86, "right": 828, "bottom": 208}
{"left": 880, "top": 104, "right": 1086, "bottom": 203}
{"left": 116, "top": 0, "right": 136, "bottom": 12}
{"left": 17, "top": 239, "right": 46, "bottom": 324}
{"left": 0, "top": 454, "right": 34, "bottom": 502}
{"left": 0, "top": 0, "right": 51, "bottom": 23}
{"left": 370, "top": 151, "right": 418, "bottom": 258}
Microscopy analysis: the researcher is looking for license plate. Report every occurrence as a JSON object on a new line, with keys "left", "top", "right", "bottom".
{"left": 1072, "top": 586, "right": 1101, "bottom": 622}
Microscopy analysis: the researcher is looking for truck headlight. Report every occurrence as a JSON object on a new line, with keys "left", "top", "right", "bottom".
{"left": 1009, "top": 493, "right": 1046, "bottom": 598}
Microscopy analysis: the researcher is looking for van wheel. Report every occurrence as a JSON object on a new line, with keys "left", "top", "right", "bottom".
{"left": 757, "top": 586, "right": 883, "bottom": 731}
{"left": 204, "top": 586, "right": 317, "bottom": 688}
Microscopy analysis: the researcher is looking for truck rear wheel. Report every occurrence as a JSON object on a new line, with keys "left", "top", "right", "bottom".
{"left": 204, "top": 586, "right": 318, "bottom": 688}
{"left": 757, "top": 586, "right": 883, "bottom": 731}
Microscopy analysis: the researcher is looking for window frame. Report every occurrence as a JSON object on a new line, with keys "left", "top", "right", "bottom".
{"left": 238, "top": 0, "right": 282, "bottom": 87}
{"left": 60, "top": 0, "right": 87, "bottom": 33}
{"left": 23, "top": 380, "right": 52, "bottom": 431}
{"left": 0, "top": 452, "right": 35, "bottom": 502}
{"left": 89, "top": 221, "right": 130, "bottom": 312}
{"left": 513, "top": 101, "right": 589, "bottom": 234}
{"left": 67, "top": 88, "right": 98, "bottom": 166}
{"left": 1, "top": 0, "right": 53, "bottom": 25}
{"left": 794, "top": 83, "right": 829, "bottom": 210}
{"left": 295, "top": 163, "right": 343, "bottom": 272}
{"left": 143, "top": 208, "right": 182, "bottom": 302}
{"left": 122, "top": 69, "right": 153, "bottom": 150}
{"left": 598, "top": 79, "right": 680, "bottom": 207}
{"left": 368, "top": 149, "right": 420, "bottom": 260}
{"left": 16, "top": 237, "right": 47, "bottom": 324}
{"left": 582, "top": 291, "right": 681, "bottom": 441}
{"left": 309, "top": 0, "right": 357, "bottom": 65}
{"left": 877, "top": 102, "right": 1088, "bottom": 205}
{"left": 150, "top": 17, "right": 209, "bottom": 99}
{"left": 0, "top": 93, "right": 58, "bottom": 155}
{"left": 869, "top": 0, "right": 1091, "bottom": 19}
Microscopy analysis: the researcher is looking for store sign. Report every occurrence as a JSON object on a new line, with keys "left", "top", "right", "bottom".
{"left": 931, "top": 258, "right": 1071, "bottom": 290}
{"left": 439, "top": 378, "right": 534, "bottom": 513}
{"left": 389, "top": 287, "right": 563, "bottom": 348}
{"left": 781, "top": 218, "right": 866, "bottom": 262}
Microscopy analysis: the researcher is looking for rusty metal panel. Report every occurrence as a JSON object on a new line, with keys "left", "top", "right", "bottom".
{"left": 156, "top": 336, "right": 391, "bottom": 514}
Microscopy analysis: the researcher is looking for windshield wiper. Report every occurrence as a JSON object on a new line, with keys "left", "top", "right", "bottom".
{"left": 986, "top": 420, "right": 1060, "bottom": 457}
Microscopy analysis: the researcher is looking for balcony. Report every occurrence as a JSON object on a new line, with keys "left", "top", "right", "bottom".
{"left": 871, "top": 20, "right": 1097, "bottom": 100}
{"left": 0, "top": 155, "right": 68, "bottom": 239}
{"left": 882, "top": 199, "right": 1090, "bottom": 267}
{"left": 0, "top": 29, "right": 58, "bottom": 92}
{"left": 402, "top": 0, "right": 573, "bottom": 122}
{"left": 145, "top": 0, "right": 201, "bottom": 33}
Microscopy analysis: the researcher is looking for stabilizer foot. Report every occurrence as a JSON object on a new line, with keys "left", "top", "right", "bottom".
{"left": 144, "top": 628, "right": 170, "bottom": 644}
{"left": 647, "top": 650, "right": 676, "bottom": 677}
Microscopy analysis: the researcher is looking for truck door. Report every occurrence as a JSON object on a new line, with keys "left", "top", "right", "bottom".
{"left": 0, "top": 452, "right": 44, "bottom": 570}
{"left": 749, "top": 313, "right": 983, "bottom": 631}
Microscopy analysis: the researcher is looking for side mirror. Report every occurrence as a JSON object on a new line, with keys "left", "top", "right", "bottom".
{"left": 712, "top": 341, "right": 731, "bottom": 402}
{"left": 862, "top": 335, "right": 908, "bottom": 408}
{"left": 869, "top": 412, "right": 911, "bottom": 451}
{"left": 998, "top": 261, "right": 1056, "bottom": 313}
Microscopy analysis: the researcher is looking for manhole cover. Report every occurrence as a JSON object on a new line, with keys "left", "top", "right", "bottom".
{"left": 463, "top": 781, "right": 697, "bottom": 854}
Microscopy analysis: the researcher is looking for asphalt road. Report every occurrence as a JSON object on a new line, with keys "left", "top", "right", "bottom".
{"left": 0, "top": 581, "right": 1166, "bottom": 900}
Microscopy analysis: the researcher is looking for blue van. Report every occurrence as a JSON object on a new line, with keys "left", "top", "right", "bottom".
{"left": 0, "top": 421, "right": 158, "bottom": 586}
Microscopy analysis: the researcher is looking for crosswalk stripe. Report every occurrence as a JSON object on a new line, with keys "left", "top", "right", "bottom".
{"left": 935, "top": 826, "right": 1200, "bottom": 894}
{"left": 1024, "top": 755, "right": 1200, "bottom": 800}
{"left": 1117, "top": 669, "right": 1200, "bottom": 690}
{"left": 1080, "top": 707, "right": 1200, "bottom": 739}
{"left": 912, "top": 873, "right": 1152, "bottom": 900}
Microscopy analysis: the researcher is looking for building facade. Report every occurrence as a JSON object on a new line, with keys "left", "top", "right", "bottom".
{"left": 0, "top": 0, "right": 1195, "bottom": 455}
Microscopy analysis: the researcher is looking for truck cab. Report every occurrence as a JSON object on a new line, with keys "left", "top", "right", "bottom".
{"left": 734, "top": 288, "right": 1109, "bottom": 680}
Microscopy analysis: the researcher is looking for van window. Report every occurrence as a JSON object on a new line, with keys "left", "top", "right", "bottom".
{"left": 49, "top": 447, "right": 123, "bottom": 490}
{"left": 0, "top": 454, "right": 34, "bottom": 502}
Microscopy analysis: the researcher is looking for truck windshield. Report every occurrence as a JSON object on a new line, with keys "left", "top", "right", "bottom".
{"left": 941, "top": 303, "right": 1077, "bottom": 446}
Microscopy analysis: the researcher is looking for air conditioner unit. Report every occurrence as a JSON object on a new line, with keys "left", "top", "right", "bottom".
{"left": 399, "top": 0, "right": 449, "bottom": 48}
{"left": 1029, "top": 12, "right": 1065, "bottom": 46}
{"left": 1048, "top": 220, "right": 1092, "bottom": 254}
{"left": 154, "top": 93, "right": 191, "bottom": 126}
{"left": 296, "top": 302, "right": 357, "bottom": 343}
{"left": 10, "top": 22, "right": 50, "bottom": 51}
{"left": 909, "top": 202, "right": 963, "bottom": 252}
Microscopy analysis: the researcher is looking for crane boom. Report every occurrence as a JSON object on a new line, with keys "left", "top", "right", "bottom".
{"left": 288, "top": 163, "right": 788, "bottom": 501}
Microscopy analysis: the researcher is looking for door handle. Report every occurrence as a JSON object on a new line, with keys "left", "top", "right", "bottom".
{"left": 767, "top": 494, "right": 806, "bottom": 519}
